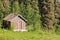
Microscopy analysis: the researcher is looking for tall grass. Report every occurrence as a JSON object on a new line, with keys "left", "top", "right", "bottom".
{"left": 0, "top": 28, "right": 60, "bottom": 40}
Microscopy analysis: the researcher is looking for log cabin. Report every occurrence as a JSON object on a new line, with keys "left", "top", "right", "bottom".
{"left": 2, "top": 13, "right": 27, "bottom": 31}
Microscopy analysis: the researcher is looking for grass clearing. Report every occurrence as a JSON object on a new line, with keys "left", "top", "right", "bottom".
{"left": 0, "top": 29, "right": 60, "bottom": 40}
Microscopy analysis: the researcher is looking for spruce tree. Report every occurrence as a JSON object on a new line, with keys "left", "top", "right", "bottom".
{"left": 0, "top": 0, "right": 3, "bottom": 19}
{"left": 11, "top": 0, "right": 20, "bottom": 13}
{"left": 2, "top": 0, "right": 10, "bottom": 17}
{"left": 54, "top": 0, "right": 60, "bottom": 31}
{"left": 38, "top": 0, "right": 55, "bottom": 29}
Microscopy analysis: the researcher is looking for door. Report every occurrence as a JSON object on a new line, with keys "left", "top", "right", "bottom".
{"left": 18, "top": 21, "right": 22, "bottom": 29}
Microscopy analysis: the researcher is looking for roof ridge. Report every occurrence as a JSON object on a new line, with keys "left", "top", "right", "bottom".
{"left": 3, "top": 13, "right": 27, "bottom": 22}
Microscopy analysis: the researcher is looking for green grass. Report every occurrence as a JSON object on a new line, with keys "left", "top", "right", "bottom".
{"left": 0, "top": 29, "right": 60, "bottom": 40}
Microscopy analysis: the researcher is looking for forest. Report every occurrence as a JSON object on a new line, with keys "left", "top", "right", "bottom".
{"left": 0, "top": 0, "right": 60, "bottom": 40}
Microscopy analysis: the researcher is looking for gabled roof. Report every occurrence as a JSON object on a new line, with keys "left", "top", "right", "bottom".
{"left": 3, "top": 13, "right": 27, "bottom": 22}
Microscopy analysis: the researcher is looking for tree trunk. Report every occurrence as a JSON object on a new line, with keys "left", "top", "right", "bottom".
{"left": 38, "top": 0, "right": 55, "bottom": 29}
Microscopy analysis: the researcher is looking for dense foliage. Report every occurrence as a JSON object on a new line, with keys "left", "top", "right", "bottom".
{"left": 0, "top": 0, "right": 60, "bottom": 31}
{"left": 0, "top": 0, "right": 40, "bottom": 31}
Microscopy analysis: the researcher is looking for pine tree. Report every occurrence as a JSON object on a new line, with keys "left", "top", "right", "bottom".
{"left": 25, "top": 0, "right": 40, "bottom": 30}
{"left": 38, "top": 0, "right": 55, "bottom": 29}
{"left": 11, "top": 0, "right": 20, "bottom": 13}
{"left": 0, "top": 0, "right": 3, "bottom": 20}
{"left": 2, "top": 0, "right": 10, "bottom": 17}
{"left": 54, "top": 0, "right": 60, "bottom": 31}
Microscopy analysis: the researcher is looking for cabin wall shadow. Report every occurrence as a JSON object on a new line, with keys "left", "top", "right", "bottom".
{"left": 1, "top": 20, "right": 11, "bottom": 29}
